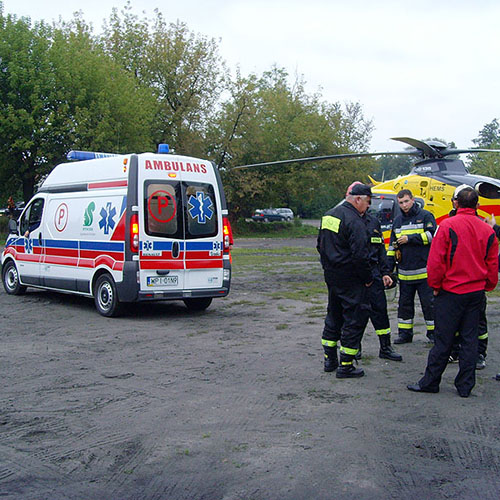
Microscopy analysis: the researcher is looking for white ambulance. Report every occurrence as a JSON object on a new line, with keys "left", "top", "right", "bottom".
{"left": 1, "top": 145, "right": 233, "bottom": 316}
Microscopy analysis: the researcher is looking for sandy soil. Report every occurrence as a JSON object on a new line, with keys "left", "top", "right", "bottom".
{"left": 1, "top": 236, "right": 500, "bottom": 499}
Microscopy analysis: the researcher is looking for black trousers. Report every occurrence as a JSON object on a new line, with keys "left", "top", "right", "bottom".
{"left": 398, "top": 280, "right": 434, "bottom": 335}
{"left": 367, "top": 276, "right": 390, "bottom": 335}
{"left": 418, "top": 290, "right": 484, "bottom": 395}
{"left": 322, "top": 271, "right": 370, "bottom": 357}
{"left": 451, "top": 293, "right": 488, "bottom": 357}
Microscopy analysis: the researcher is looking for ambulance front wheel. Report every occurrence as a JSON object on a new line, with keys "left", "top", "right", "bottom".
{"left": 183, "top": 297, "right": 212, "bottom": 311}
{"left": 94, "top": 273, "right": 122, "bottom": 317}
{"left": 2, "top": 260, "right": 27, "bottom": 295}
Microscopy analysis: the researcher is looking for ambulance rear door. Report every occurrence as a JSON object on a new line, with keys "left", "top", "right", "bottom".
{"left": 137, "top": 155, "right": 224, "bottom": 296}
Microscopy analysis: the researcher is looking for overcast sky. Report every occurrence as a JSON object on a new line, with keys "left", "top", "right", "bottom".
{"left": 5, "top": 0, "right": 500, "bottom": 152}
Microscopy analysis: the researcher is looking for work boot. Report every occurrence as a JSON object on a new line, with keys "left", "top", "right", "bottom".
{"left": 426, "top": 331, "right": 435, "bottom": 343}
{"left": 394, "top": 333, "right": 413, "bottom": 344}
{"left": 378, "top": 334, "right": 403, "bottom": 361}
{"left": 323, "top": 347, "right": 338, "bottom": 372}
{"left": 336, "top": 352, "right": 364, "bottom": 378}
{"left": 476, "top": 354, "right": 486, "bottom": 370}
{"left": 448, "top": 350, "right": 459, "bottom": 363}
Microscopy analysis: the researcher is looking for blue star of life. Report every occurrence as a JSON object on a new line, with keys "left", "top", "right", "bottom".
{"left": 188, "top": 192, "right": 214, "bottom": 224}
{"left": 25, "top": 238, "right": 33, "bottom": 254}
{"left": 99, "top": 202, "right": 116, "bottom": 235}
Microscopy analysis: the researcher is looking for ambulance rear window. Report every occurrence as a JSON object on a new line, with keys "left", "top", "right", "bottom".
{"left": 184, "top": 182, "right": 217, "bottom": 239}
{"left": 368, "top": 197, "right": 395, "bottom": 230}
{"left": 144, "top": 181, "right": 182, "bottom": 238}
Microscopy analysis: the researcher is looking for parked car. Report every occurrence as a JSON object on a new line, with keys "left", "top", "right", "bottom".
{"left": 251, "top": 209, "right": 288, "bottom": 222}
{"left": 275, "top": 208, "right": 294, "bottom": 220}
{"left": 0, "top": 201, "right": 25, "bottom": 220}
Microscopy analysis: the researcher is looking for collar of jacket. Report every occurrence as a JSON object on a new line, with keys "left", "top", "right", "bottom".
{"left": 456, "top": 207, "right": 478, "bottom": 216}
{"left": 344, "top": 200, "right": 363, "bottom": 217}
{"left": 403, "top": 203, "right": 420, "bottom": 218}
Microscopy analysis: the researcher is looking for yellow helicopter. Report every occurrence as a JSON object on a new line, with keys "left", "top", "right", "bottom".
{"left": 235, "top": 137, "right": 500, "bottom": 242}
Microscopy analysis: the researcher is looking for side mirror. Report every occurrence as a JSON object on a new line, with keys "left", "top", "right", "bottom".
{"left": 8, "top": 218, "right": 18, "bottom": 235}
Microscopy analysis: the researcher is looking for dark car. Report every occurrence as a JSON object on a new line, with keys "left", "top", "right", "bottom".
{"left": 0, "top": 201, "right": 25, "bottom": 220}
{"left": 251, "top": 209, "right": 288, "bottom": 222}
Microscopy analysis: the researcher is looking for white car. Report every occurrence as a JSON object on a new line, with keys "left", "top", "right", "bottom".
{"left": 275, "top": 208, "right": 294, "bottom": 221}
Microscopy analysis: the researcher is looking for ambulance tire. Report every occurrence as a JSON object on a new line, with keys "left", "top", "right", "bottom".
{"left": 183, "top": 297, "right": 212, "bottom": 311}
{"left": 94, "top": 273, "right": 122, "bottom": 317}
{"left": 2, "top": 260, "right": 27, "bottom": 295}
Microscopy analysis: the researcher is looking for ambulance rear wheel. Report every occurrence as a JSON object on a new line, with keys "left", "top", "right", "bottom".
{"left": 183, "top": 297, "right": 212, "bottom": 311}
{"left": 2, "top": 260, "right": 27, "bottom": 295}
{"left": 94, "top": 274, "right": 122, "bottom": 317}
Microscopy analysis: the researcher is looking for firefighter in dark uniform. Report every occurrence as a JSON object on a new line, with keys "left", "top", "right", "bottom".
{"left": 407, "top": 187, "right": 498, "bottom": 397}
{"left": 387, "top": 189, "right": 437, "bottom": 344}
{"left": 448, "top": 184, "right": 489, "bottom": 369}
{"left": 364, "top": 211, "right": 403, "bottom": 361}
{"left": 317, "top": 183, "right": 373, "bottom": 378}
{"left": 485, "top": 213, "right": 500, "bottom": 381}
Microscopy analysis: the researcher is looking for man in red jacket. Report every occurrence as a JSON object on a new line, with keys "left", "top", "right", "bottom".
{"left": 407, "top": 187, "right": 498, "bottom": 397}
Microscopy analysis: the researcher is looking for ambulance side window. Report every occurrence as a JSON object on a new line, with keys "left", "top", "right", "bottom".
{"left": 144, "top": 181, "right": 183, "bottom": 238}
{"left": 20, "top": 198, "right": 44, "bottom": 236}
{"left": 184, "top": 182, "right": 217, "bottom": 238}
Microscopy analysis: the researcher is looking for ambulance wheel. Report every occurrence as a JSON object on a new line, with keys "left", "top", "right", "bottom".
{"left": 2, "top": 260, "right": 27, "bottom": 295}
{"left": 183, "top": 297, "right": 212, "bottom": 311}
{"left": 94, "top": 274, "right": 122, "bottom": 317}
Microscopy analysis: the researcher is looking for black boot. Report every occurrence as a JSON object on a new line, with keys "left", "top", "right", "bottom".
{"left": 336, "top": 352, "right": 364, "bottom": 378}
{"left": 323, "top": 347, "right": 338, "bottom": 372}
{"left": 393, "top": 332, "right": 413, "bottom": 344}
{"left": 379, "top": 334, "right": 403, "bottom": 361}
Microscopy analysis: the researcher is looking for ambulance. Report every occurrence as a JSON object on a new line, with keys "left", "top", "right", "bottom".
{"left": 1, "top": 145, "right": 233, "bottom": 316}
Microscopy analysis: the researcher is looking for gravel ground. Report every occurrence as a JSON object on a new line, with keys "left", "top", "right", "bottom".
{"left": 1, "top": 236, "right": 500, "bottom": 499}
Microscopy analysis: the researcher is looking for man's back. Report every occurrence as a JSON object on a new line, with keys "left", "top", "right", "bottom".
{"left": 427, "top": 208, "right": 498, "bottom": 293}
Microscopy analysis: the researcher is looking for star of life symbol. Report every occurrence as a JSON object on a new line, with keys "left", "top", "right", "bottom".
{"left": 143, "top": 240, "right": 153, "bottom": 251}
{"left": 99, "top": 202, "right": 116, "bottom": 235}
{"left": 24, "top": 238, "right": 33, "bottom": 254}
{"left": 188, "top": 192, "right": 213, "bottom": 224}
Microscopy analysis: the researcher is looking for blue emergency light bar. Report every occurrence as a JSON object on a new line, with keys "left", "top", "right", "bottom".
{"left": 67, "top": 150, "right": 118, "bottom": 161}
{"left": 157, "top": 144, "right": 170, "bottom": 154}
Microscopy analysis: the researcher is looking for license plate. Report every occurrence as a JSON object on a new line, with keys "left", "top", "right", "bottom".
{"left": 147, "top": 275, "right": 178, "bottom": 287}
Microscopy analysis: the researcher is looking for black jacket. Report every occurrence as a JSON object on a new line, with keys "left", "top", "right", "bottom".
{"left": 317, "top": 201, "right": 372, "bottom": 284}
{"left": 364, "top": 213, "right": 391, "bottom": 279}
{"left": 387, "top": 203, "right": 436, "bottom": 281}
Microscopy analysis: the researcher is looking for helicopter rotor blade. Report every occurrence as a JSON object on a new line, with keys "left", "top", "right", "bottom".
{"left": 391, "top": 137, "right": 441, "bottom": 158}
{"left": 232, "top": 150, "right": 416, "bottom": 170}
{"left": 440, "top": 148, "right": 500, "bottom": 157}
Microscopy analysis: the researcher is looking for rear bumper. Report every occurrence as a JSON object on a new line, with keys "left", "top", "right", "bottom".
{"left": 138, "top": 287, "right": 229, "bottom": 301}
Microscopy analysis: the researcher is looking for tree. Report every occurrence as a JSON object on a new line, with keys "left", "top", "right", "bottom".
{"left": 102, "top": 4, "right": 225, "bottom": 157}
{"left": 0, "top": 9, "right": 155, "bottom": 202}
{"left": 469, "top": 119, "right": 500, "bottom": 178}
{"left": 208, "top": 67, "right": 374, "bottom": 217}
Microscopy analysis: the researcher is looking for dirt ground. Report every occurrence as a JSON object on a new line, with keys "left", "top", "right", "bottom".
{"left": 1, "top": 236, "right": 500, "bottom": 500}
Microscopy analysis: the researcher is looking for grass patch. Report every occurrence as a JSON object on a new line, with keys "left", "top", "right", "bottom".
{"left": 232, "top": 218, "right": 318, "bottom": 238}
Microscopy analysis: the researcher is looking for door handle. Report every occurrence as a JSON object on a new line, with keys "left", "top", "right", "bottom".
{"left": 156, "top": 270, "right": 170, "bottom": 276}
{"left": 172, "top": 241, "right": 180, "bottom": 259}
{"left": 38, "top": 233, "right": 43, "bottom": 247}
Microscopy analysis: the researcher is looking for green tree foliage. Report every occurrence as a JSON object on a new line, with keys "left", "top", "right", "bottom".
{"left": 470, "top": 119, "right": 500, "bottom": 178}
{"left": 102, "top": 3, "right": 224, "bottom": 157}
{"left": 0, "top": 8, "right": 155, "bottom": 202}
{"left": 208, "top": 67, "right": 374, "bottom": 217}
{"left": 0, "top": 1, "right": 376, "bottom": 219}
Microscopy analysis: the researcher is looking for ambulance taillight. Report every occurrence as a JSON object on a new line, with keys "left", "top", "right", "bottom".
{"left": 130, "top": 214, "right": 139, "bottom": 253}
{"left": 223, "top": 217, "right": 234, "bottom": 251}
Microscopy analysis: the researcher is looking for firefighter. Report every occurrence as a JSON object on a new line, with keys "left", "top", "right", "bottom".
{"left": 407, "top": 187, "right": 498, "bottom": 397}
{"left": 317, "top": 183, "right": 373, "bottom": 378}
{"left": 387, "top": 189, "right": 437, "bottom": 344}
{"left": 485, "top": 213, "right": 500, "bottom": 381}
{"left": 364, "top": 210, "right": 403, "bottom": 361}
{"left": 448, "top": 184, "right": 489, "bottom": 369}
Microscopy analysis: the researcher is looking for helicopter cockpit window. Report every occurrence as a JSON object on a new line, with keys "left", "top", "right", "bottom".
{"left": 368, "top": 198, "right": 395, "bottom": 230}
{"left": 476, "top": 182, "right": 500, "bottom": 199}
